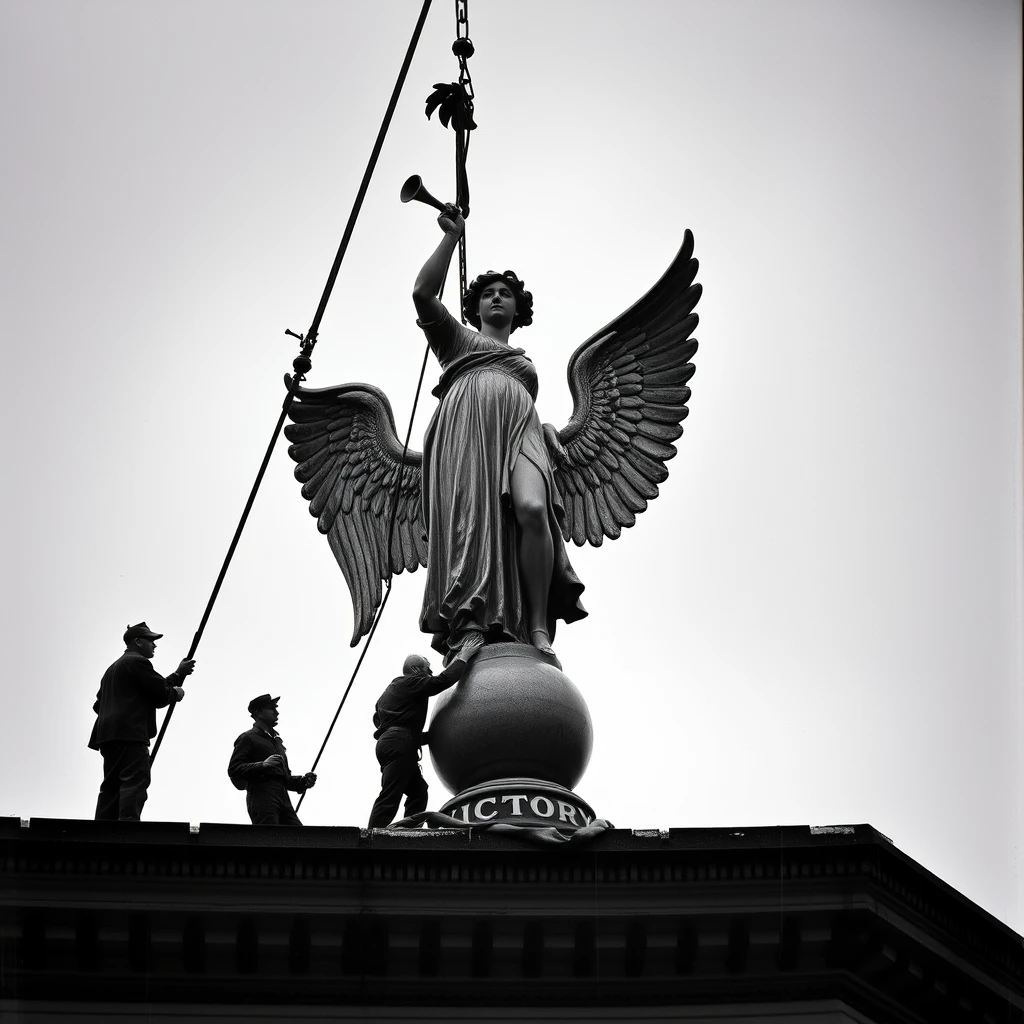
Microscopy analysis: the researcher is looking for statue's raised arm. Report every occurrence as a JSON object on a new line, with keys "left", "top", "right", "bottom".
{"left": 412, "top": 204, "right": 464, "bottom": 327}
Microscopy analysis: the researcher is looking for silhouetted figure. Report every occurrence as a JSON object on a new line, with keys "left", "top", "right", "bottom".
{"left": 89, "top": 622, "right": 195, "bottom": 820}
{"left": 228, "top": 695, "right": 316, "bottom": 825}
{"left": 367, "top": 654, "right": 465, "bottom": 828}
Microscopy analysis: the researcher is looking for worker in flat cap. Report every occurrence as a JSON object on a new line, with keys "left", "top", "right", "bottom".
{"left": 88, "top": 622, "right": 196, "bottom": 821}
{"left": 367, "top": 653, "right": 471, "bottom": 828}
{"left": 227, "top": 694, "right": 316, "bottom": 825}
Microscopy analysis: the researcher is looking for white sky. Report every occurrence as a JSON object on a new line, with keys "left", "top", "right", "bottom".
{"left": 2, "top": 1, "right": 1021, "bottom": 931}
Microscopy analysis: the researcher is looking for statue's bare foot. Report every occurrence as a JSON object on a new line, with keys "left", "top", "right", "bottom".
{"left": 530, "top": 629, "right": 561, "bottom": 668}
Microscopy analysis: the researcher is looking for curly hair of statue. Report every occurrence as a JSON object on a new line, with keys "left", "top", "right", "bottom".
{"left": 463, "top": 271, "right": 534, "bottom": 332}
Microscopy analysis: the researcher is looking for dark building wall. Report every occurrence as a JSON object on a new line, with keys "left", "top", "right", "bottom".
{"left": 2, "top": 819, "right": 1022, "bottom": 1023}
{"left": 0, "top": 1000, "right": 885, "bottom": 1022}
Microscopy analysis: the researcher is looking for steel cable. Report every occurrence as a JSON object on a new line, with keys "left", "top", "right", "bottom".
{"left": 151, "top": 0, "right": 434, "bottom": 765}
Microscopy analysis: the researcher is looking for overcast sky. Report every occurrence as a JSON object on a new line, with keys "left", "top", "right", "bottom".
{"left": 2, "top": 1, "right": 1021, "bottom": 931}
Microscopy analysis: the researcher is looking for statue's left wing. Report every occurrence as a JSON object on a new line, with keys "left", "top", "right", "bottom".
{"left": 284, "top": 379, "right": 426, "bottom": 645}
{"left": 550, "top": 231, "right": 701, "bottom": 547}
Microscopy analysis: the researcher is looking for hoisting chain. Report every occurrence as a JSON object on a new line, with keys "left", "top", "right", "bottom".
{"left": 425, "top": 0, "right": 475, "bottom": 321}
{"left": 454, "top": 0, "right": 473, "bottom": 322}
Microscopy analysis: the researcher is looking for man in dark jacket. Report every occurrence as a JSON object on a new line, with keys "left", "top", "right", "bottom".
{"left": 89, "top": 621, "right": 196, "bottom": 821}
{"left": 227, "top": 695, "right": 317, "bottom": 825}
{"left": 367, "top": 654, "right": 466, "bottom": 828}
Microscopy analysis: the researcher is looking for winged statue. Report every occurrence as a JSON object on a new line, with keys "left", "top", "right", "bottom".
{"left": 285, "top": 208, "right": 699, "bottom": 667}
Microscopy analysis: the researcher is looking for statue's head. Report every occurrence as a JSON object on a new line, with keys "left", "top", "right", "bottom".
{"left": 464, "top": 271, "right": 533, "bottom": 333}
{"left": 403, "top": 654, "right": 431, "bottom": 676}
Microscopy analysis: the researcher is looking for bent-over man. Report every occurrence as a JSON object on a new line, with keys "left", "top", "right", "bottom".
{"left": 228, "top": 694, "right": 316, "bottom": 825}
{"left": 367, "top": 654, "right": 467, "bottom": 828}
{"left": 89, "top": 621, "right": 195, "bottom": 821}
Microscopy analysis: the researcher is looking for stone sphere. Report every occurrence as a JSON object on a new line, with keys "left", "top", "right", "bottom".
{"left": 428, "top": 642, "right": 593, "bottom": 794}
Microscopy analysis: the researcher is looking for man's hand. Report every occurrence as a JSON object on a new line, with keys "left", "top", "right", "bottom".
{"left": 262, "top": 754, "right": 284, "bottom": 770}
{"left": 177, "top": 658, "right": 196, "bottom": 677}
{"left": 303, "top": 772, "right": 317, "bottom": 790}
{"left": 170, "top": 686, "right": 185, "bottom": 702}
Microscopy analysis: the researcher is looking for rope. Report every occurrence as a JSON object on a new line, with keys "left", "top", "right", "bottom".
{"left": 296, "top": 336, "right": 433, "bottom": 813}
{"left": 150, "top": 0, "right": 434, "bottom": 766}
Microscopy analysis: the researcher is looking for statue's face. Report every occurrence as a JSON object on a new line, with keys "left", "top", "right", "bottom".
{"left": 478, "top": 279, "right": 516, "bottom": 328}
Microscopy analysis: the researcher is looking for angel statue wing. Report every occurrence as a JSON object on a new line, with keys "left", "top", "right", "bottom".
{"left": 283, "top": 380, "right": 426, "bottom": 645}
{"left": 547, "top": 230, "right": 701, "bottom": 547}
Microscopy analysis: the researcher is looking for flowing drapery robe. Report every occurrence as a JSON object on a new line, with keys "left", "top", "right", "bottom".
{"left": 417, "top": 309, "right": 586, "bottom": 656}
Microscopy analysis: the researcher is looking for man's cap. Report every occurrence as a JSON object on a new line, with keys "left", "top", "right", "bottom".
{"left": 248, "top": 694, "right": 280, "bottom": 715}
{"left": 124, "top": 622, "right": 163, "bottom": 645}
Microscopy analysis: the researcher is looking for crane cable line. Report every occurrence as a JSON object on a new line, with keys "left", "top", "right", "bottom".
{"left": 296, "top": 330, "right": 433, "bottom": 813}
{"left": 151, "top": 0, "right": 435, "bottom": 765}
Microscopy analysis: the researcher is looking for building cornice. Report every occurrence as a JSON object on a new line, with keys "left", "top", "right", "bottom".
{"left": 2, "top": 818, "right": 1021, "bottom": 1023}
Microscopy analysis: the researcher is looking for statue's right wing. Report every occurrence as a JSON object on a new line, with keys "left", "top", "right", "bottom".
{"left": 284, "top": 379, "right": 426, "bottom": 646}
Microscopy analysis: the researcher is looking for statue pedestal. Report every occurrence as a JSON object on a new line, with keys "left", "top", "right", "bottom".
{"left": 428, "top": 642, "right": 595, "bottom": 829}
{"left": 439, "top": 778, "right": 597, "bottom": 828}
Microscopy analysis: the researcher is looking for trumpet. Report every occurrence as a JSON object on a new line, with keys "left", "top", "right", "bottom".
{"left": 400, "top": 175, "right": 456, "bottom": 215}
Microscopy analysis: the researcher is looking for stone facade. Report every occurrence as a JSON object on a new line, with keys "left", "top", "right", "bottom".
{"left": 2, "top": 818, "right": 1022, "bottom": 1022}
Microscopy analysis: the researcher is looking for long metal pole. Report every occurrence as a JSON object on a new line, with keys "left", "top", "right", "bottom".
{"left": 151, "top": 0, "right": 434, "bottom": 765}
{"left": 305, "top": 0, "right": 434, "bottom": 348}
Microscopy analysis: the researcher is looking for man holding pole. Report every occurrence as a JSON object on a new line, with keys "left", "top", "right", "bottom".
{"left": 228, "top": 695, "right": 317, "bottom": 825}
{"left": 89, "top": 622, "right": 195, "bottom": 821}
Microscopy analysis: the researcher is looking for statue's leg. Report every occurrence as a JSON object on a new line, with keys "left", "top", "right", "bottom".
{"left": 511, "top": 457, "right": 554, "bottom": 651}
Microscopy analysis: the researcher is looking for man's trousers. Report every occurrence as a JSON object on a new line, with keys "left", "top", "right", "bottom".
{"left": 95, "top": 741, "right": 151, "bottom": 821}
{"left": 368, "top": 729, "right": 427, "bottom": 828}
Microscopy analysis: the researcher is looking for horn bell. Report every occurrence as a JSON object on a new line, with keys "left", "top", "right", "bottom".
{"left": 400, "top": 174, "right": 449, "bottom": 214}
